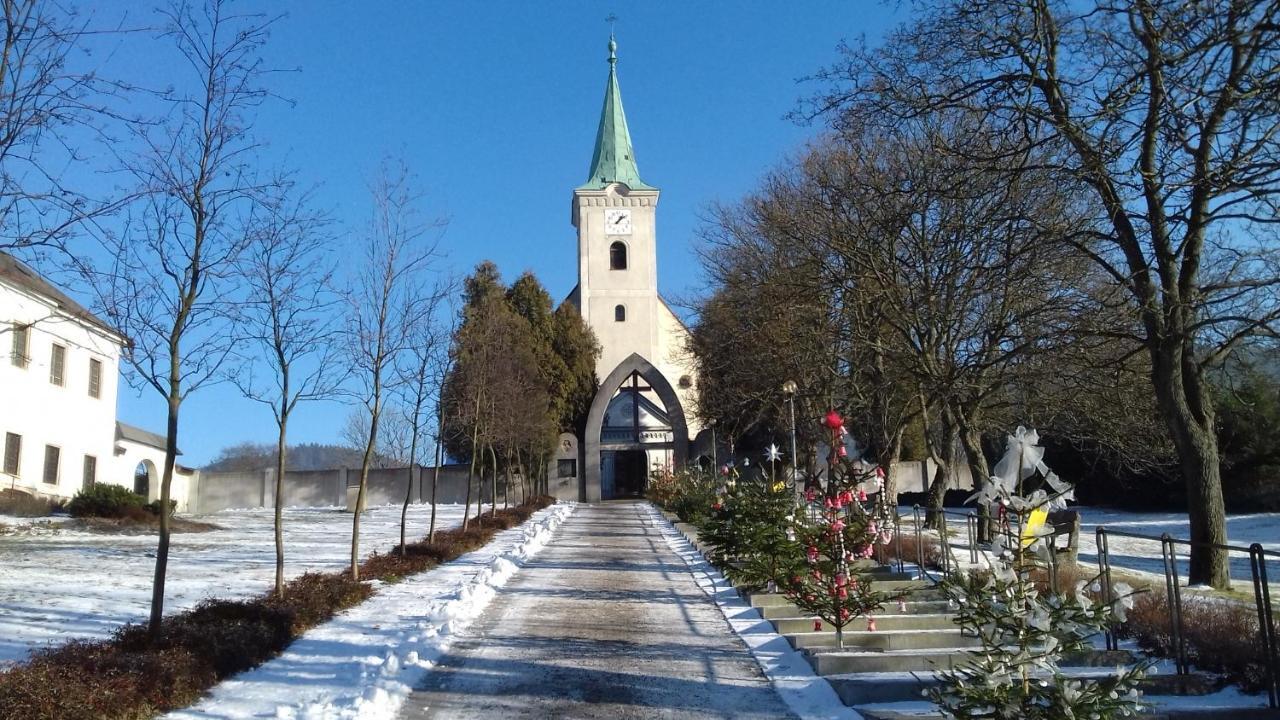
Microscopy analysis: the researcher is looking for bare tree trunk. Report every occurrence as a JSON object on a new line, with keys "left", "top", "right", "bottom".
{"left": 488, "top": 444, "right": 499, "bottom": 517}
{"left": 429, "top": 411, "right": 444, "bottom": 542}
{"left": 148, "top": 391, "right": 180, "bottom": 637}
{"left": 463, "top": 430, "right": 477, "bottom": 531}
{"left": 1153, "top": 348, "right": 1230, "bottom": 587}
{"left": 274, "top": 412, "right": 288, "bottom": 596}
{"left": 955, "top": 418, "right": 992, "bottom": 543}
{"left": 351, "top": 402, "right": 379, "bottom": 581}
{"left": 400, "top": 427, "right": 419, "bottom": 557}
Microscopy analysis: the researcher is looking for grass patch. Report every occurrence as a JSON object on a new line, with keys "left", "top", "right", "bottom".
{"left": 0, "top": 496, "right": 556, "bottom": 720}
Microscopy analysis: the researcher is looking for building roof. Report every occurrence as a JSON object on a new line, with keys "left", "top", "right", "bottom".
{"left": 0, "top": 252, "right": 123, "bottom": 341}
{"left": 116, "top": 421, "right": 180, "bottom": 455}
{"left": 579, "top": 36, "right": 654, "bottom": 191}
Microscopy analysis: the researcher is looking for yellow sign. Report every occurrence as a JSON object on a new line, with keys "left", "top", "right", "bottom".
{"left": 1021, "top": 508, "right": 1048, "bottom": 548}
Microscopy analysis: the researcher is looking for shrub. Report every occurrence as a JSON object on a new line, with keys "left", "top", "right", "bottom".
{"left": 269, "top": 572, "right": 374, "bottom": 633}
{"left": 67, "top": 484, "right": 146, "bottom": 519}
{"left": 1121, "top": 591, "right": 1275, "bottom": 692}
{"left": 0, "top": 489, "right": 60, "bottom": 517}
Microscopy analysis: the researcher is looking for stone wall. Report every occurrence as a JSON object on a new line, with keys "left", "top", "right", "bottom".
{"left": 192, "top": 464, "right": 479, "bottom": 515}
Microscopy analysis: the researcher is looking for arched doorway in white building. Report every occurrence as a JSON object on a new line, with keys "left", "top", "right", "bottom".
{"left": 583, "top": 353, "right": 689, "bottom": 501}
{"left": 133, "top": 460, "right": 156, "bottom": 498}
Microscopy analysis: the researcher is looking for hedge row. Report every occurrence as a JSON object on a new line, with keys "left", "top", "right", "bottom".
{"left": 0, "top": 498, "right": 555, "bottom": 720}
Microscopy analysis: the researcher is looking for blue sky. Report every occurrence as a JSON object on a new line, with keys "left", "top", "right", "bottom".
{"left": 96, "top": 1, "right": 903, "bottom": 465}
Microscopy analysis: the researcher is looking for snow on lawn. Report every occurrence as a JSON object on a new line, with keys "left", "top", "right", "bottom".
{"left": 163, "top": 502, "right": 574, "bottom": 720}
{"left": 0, "top": 503, "right": 477, "bottom": 667}
{"left": 1073, "top": 506, "right": 1280, "bottom": 585}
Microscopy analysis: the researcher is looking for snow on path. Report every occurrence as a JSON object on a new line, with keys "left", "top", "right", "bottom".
{"left": 163, "top": 503, "right": 573, "bottom": 720}
{"left": 399, "top": 502, "right": 795, "bottom": 719}
{"left": 648, "top": 505, "right": 862, "bottom": 720}
{"left": 0, "top": 503, "right": 478, "bottom": 666}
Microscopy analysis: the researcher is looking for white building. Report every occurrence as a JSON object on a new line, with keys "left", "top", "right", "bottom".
{"left": 0, "top": 253, "right": 194, "bottom": 510}
{"left": 566, "top": 37, "right": 703, "bottom": 501}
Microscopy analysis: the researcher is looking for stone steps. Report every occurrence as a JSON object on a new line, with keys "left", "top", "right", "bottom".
{"left": 807, "top": 646, "right": 1135, "bottom": 676}
{"left": 787, "top": 628, "right": 980, "bottom": 651}
{"left": 773, "top": 612, "right": 957, "bottom": 634}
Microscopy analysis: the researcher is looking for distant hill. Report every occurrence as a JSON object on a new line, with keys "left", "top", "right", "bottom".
{"left": 203, "top": 442, "right": 371, "bottom": 472}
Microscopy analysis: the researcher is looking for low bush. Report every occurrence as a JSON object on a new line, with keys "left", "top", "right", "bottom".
{"left": 0, "top": 489, "right": 60, "bottom": 517}
{"left": 1120, "top": 591, "right": 1275, "bottom": 692}
{"left": 66, "top": 484, "right": 147, "bottom": 519}
{"left": 646, "top": 468, "right": 717, "bottom": 526}
{"left": 0, "top": 495, "right": 557, "bottom": 720}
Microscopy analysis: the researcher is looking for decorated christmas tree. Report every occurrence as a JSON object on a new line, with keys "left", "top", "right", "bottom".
{"left": 929, "top": 427, "right": 1147, "bottom": 719}
{"left": 700, "top": 449, "right": 801, "bottom": 591}
{"left": 781, "top": 409, "right": 890, "bottom": 647}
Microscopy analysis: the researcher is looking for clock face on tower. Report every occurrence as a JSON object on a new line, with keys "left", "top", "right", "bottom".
{"left": 605, "top": 208, "right": 632, "bottom": 235}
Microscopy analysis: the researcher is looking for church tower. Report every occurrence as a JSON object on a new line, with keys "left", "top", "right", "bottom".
{"left": 568, "top": 36, "right": 701, "bottom": 502}
{"left": 570, "top": 35, "right": 661, "bottom": 380}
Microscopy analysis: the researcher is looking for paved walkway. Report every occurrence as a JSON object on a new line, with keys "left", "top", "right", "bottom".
{"left": 399, "top": 502, "right": 795, "bottom": 719}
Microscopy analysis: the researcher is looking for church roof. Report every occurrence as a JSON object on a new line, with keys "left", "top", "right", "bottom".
{"left": 579, "top": 36, "right": 654, "bottom": 191}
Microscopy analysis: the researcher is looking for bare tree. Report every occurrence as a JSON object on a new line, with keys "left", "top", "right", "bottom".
{"left": 233, "top": 185, "right": 341, "bottom": 596}
{"left": 344, "top": 160, "right": 442, "bottom": 580}
{"left": 82, "top": 0, "right": 280, "bottom": 634}
{"left": 393, "top": 276, "right": 450, "bottom": 555}
{"left": 813, "top": 0, "right": 1280, "bottom": 587}
{"left": 0, "top": 1, "right": 131, "bottom": 254}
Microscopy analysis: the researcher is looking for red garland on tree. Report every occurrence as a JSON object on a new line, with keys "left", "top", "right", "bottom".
{"left": 782, "top": 409, "right": 889, "bottom": 647}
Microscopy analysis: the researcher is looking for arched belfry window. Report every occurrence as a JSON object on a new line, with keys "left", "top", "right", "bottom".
{"left": 615, "top": 304, "right": 626, "bottom": 322}
{"left": 609, "top": 241, "right": 628, "bottom": 270}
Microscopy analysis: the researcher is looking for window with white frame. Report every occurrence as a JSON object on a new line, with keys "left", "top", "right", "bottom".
{"left": 9, "top": 324, "right": 28, "bottom": 368}
{"left": 88, "top": 358, "right": 102, "bottom": 398}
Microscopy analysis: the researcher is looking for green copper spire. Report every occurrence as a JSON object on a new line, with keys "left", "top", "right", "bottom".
{"left": 579, "top": 35, "right": 654, "bottom": 191}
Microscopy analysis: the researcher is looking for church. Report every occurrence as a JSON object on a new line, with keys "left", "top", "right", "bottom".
{"left": 560, "top": 37, "right": 702, "bottom": 502}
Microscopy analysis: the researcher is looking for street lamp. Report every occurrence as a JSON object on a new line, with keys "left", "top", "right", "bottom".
{"left": 782, "top": 380, "right": 798, "bottom": 484}
{"left": 709, "top": 418, "right": 718, "bottom": 469}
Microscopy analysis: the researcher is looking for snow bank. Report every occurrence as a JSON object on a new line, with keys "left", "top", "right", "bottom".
{"left": 164, "top": 502, "right": 574, "bottom": 720}
{"left": 646, "top": 504, "right": 863, "bottom": 720}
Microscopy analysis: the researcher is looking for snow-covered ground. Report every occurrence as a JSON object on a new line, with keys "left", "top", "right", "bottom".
{"left": 1074, "top": 506, "right": 1280, "bottom": 583}
{"left": 0, "top": 503, "right": 478, "bottom": 667}
{"left": 163, "top": 502, "right": 573, "bottom": 720}
{"left": 900, "top": 505, "right": 1280, "bottom": 589}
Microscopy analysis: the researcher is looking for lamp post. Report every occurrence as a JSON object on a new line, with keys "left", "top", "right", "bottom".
{"left": 709, "top": 418, "right": 717, "bottom": 469}
{"left": 782, "top": 380, "right": 798, "bottom": 483}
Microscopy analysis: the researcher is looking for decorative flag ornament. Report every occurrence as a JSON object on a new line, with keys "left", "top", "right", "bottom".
{"left": 824, "top": 409, "right": 844, "bottom": 430}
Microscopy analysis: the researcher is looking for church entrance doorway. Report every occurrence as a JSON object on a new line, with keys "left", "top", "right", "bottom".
{"left": 612, "top": 449, "right": 647, "bottom": 497}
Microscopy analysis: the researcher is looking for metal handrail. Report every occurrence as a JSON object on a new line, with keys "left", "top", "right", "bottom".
{"left": 1094, "top": 526, "right": 1280, "bottom": 708}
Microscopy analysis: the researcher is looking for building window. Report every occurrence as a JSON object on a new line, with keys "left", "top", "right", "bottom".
{"left": 42, "top": 445, "right": 59, "bottom": 485}
{"left": 557, "top": 459, "right": 577, "bottom": 478}
{"left": 88, "top": 358, "right": 102, "bottom": 398}
{"left": 614, "top": 304, "right": 626, "bottom": 322}
{"left": 10, "top": 324, "right": 29, "bottom": 368}
{"left": 609, "top": 241, "right": 627, "bottom": 270}
{"left": 49, "top": 343, "right": 65, "bottom": 386}
{"left": 82, "top": 455, "right": 97, "bottom": 489}
{"left": 3, "top": 433, "right": 20, "bottom": 476}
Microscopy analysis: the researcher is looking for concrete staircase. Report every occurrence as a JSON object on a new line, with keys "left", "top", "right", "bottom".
{"left": 663, "top": 511, "right": 1279, "bottom": 720}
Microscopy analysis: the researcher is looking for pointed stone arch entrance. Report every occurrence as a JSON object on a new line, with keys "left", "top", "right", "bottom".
{"left": 582, "top": 353, "right": 689, "bottom": 501}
